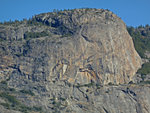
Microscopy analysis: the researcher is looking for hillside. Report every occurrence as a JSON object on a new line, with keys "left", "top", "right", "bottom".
{"left": 0, "top": 8, "right": 149, "bottom": 113}
{"left": 127, "top": 25, "right": 150, "bottom": 58}
{"left": 127, "top": 25, "right": 150, "bottom": 82}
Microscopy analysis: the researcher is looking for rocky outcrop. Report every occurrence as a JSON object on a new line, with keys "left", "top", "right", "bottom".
{"left": 33, "top": 8, "right": 141, "bottom": 85}
{"left": 0, "top": 8, "right": 145, "bottom": 113}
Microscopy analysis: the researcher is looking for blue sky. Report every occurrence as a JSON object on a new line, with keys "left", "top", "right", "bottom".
{"left": 0, "top": 0, "right": 149, "bottom": 26}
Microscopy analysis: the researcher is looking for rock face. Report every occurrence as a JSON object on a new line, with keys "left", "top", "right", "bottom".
{"left": 0, "top": 8, "right": 146, "bottom": 113}
{"left": 33, "top": 8, "right": 141, "bottom": 85}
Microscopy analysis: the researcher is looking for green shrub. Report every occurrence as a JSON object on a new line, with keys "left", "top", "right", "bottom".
{"left": 139, "top": 80, "right": 150, "bottom": 84}
{"left": 0, "top": 102, "right": 10, "bottom": 109}
{"left": 19, "top": 104, "right": 32, "bottom": 112}
{"left": 0, "top": 38, "right": 5, "bottom": 42}
{"left": 0, "top": 81, "right": 7, "bottom": 85}
{"left": 32, "top": 106, "right": 42, "bottom": 111}
{"left": 9, "top": 88, "right": 16, "bottom": 92}
{"left": 75, "top": 82, "right": 101, "bottom": 88}
{"left": 75, "top": 83, "right": 94, "bottom": 88}
{"left": 0, "top": 92, "right": 19, "bottom": 105}
{"left": 59, "top": 97, "right": 66, "bottom": 101}
{"left": 137, "top": 62, "right": 150, "bottom": 75}
{"left": 61, "top": 33, "right": 72, "bottom": 38}
{"left": 105, "top": 91, "right": 109, "bottom": 93}
{"left": 20, "top": 89, "right": 35, "bottom": 96}
{"left": 19, "top": 105, "right": 43, "bottom": 112}
{"left": 24, "top": 31, "right": 50, "bottom": 40}
{"left": 128, "top": 81, "right": 134, "bottom": 84}
{"left": 108, "top": 82, "right": 113, "bottom": 86}
{"left": 27, "top": 18, "right": 46, "bottom": 26}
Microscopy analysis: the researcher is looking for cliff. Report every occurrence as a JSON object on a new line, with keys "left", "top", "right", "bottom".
{"left": 0, "top": 8, "right": 148, "bottom": 113}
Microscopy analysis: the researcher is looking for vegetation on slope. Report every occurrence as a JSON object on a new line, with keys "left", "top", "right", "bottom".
{"left": 24, "top": 31, "right": 50, "bottom": 40}
{"left": 0, "top": 81, "right": 43, "bottom": 113}
{"left": 127, "top": 25, "right": 150, "bottom": 76}
{"left": 127, "top": 25, "right": 150, "bottom": 58}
